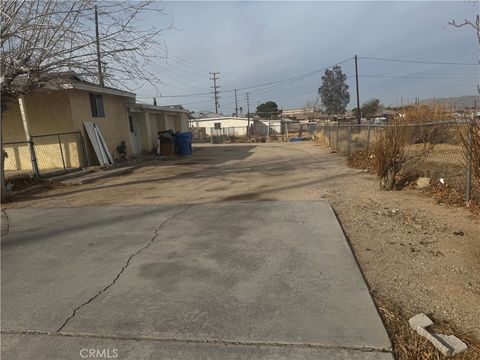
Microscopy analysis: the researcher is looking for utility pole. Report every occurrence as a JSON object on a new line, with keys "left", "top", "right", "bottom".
{"left": 354, "top": 54, "right": 360, "bottom": 124}
{"left": 94, "top": 5, "right": 104, "bottom": 87}
{"left": 234, "top": 89, "right": 239, "bottom": 117}
{"left": 246, "top": 93, "right": 251, "bottom": 137}
{"left": 210, "top": 72, "right": 220, "bottom": 113}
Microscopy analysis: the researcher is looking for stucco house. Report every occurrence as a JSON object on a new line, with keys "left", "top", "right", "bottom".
{"left": 189, "top": 116, "right": 250, "bottom": 136}
{"left": 128, "top": 103, "right": 190, "bottom": 155}
{"left": 189, "top": 116, "right": 284, "bottom": 138}
{"left": 2, "top": 73, "right": 190, "bottom": 177}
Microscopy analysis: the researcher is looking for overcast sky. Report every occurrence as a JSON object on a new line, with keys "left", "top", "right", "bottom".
{"left": 133, "top": 1, "right": 479, "bottom": 113}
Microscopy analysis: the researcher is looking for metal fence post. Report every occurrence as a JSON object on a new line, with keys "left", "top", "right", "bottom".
{"left": 57, "top": 134, "right": 66, "bottom": 170}
{"left": 347, "top": 125, "right": 352, "bottom": 155}
{"left": 336, "top": 123, "right": 339, "bottom": 151}
{"left": 210, "top": 128, "right": 213, "bottom": 144}
{"left": 80, "top": 133, "right": 90, "bottom": 167}
{"left": 465, "top": 122, "right": 473, "bottom": 202}
{"left": 366, "top": 123, "right": 371, "bottom": 151}
{"left": 28, "top": 140, "right": 40, "bottom": 178}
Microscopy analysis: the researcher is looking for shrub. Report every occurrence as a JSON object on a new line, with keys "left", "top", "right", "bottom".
{"left": 370, "top": 121, "right": 411, "bottom": 190}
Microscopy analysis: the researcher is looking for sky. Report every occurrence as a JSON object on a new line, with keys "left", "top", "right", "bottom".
{"left": 131, "top": 1, "right": 479, "bottom": 113}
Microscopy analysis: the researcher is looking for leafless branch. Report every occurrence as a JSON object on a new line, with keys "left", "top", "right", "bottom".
{"left": 1, "top": 0, "right": 171, "bottom": 110}
{"left": 448, "top": 14, "right": 480, "bottom": 45}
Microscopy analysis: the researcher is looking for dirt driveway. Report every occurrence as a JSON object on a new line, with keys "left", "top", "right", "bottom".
{"left": 5, "top": 142, "right": 480, "bottom": 343}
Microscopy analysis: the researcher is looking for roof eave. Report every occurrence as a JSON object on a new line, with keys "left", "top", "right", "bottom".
{"left": 59, "top": 82, "right": 136, "bottom": 98}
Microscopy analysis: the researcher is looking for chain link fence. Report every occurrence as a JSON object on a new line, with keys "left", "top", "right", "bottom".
{"left": 3, "top": 131, "right": 87, "bottom": 180}
{"left": 209, "top": 126, "right": 249, "bottom": 143}
{"left": 316, "top": 121, "right": 478, "bottom": 202}
{"left": 192, "top": 121, "right": 318, "bottom": 144}
{"left": 285, "top": 122, "right": 317, "bottom": 140}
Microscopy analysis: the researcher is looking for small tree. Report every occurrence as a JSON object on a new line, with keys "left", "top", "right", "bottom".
{"left": 256, "top": 101, "right": 281, "bottom": 119}
{"left": 318, "top": 65, "right": 350, "bottom": 115}
{"left": 361, "top": 98, "right": 382, "bottom": 118}
{"left": 351, "top": 107, "right": 360, "bottom": 119}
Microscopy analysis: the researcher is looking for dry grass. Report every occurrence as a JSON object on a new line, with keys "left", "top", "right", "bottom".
{"left": 374, "top": 293, "right": 480, "bottom": 360}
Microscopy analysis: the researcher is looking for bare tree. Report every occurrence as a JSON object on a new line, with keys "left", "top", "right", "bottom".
{"left": 0, "top": 0, "right": 171, "bottom": 201}
{"left": 447, "top": 1, "right": 479, "bottom": 93}
{"left": 448, "top": 2, "right": 480, "bottom": 201}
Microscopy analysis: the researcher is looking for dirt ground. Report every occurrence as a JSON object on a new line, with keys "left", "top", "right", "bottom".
{"left": 4, "top": 142, "right": 480, "bottom": 353}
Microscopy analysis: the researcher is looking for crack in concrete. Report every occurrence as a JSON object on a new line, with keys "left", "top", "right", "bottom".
{"left": 56, "top": 205, "right": 194, "bottom": 332}
{"left": 1, "top": 329, "right": 392, "bottom": 354}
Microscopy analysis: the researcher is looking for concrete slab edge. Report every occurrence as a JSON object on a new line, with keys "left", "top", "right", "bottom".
{"left": 325, "top": 202, "right": 393, "bottom": 352}
{"left": 1, "top": 329, "right": 393, "bottom": 354}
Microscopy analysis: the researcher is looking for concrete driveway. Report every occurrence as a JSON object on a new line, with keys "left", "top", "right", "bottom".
{"left": 1, "top": 201, "right": 393, "bottom": 359}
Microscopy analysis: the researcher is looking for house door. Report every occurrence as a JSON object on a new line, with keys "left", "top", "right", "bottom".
{"left": 128, "top": 114, "right": 140, "bottom": 155}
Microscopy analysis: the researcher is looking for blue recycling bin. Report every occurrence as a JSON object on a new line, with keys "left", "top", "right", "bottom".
{"left": 175, "top": 132, "right": 193, "bottom": 155}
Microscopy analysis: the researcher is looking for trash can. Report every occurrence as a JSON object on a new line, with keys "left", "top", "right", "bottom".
{"left": 175, "top": 132, "right": 193, "bottom": 155}
{"left": 158, "top": 130, "right": 176, "bottom": 156}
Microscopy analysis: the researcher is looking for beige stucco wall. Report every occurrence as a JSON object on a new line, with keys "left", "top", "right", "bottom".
{"left": 128, "top": 110, "right": 189, "bottom": 154}
{"left": 2, "top": 91, "right": 82, "bottom": 173}
{"left": 2, "top": 91, "right": 75, "bottom": 141}
{"left": 2, "top": 89, "right": 134, "bottom": 173}
{"left": 68, "top": 90, "right": 133, "bottom": 162}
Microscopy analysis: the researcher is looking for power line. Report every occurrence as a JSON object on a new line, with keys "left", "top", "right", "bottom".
{"left": 231, "top": 57, "right": 354, "bottom": 92}
{"left": 359, "top": 56, "right": 479, "bottom": 66}
{"left": 149, "top": 54, "right": 212, "bottom": 79}
{"left": 359, "top": 74, "right": 476, "bottom": 80}
{"left": 153, "top": 57, "right": 354, "bottom": 98}
{"left": 155, "top": 72, "right": 209, "bottom": 92}
{"left": 148, "top": 61, "right": 211, "bottom": 86}
{"left": 140, "top": 55, "right": 477, "bottom": 108}
{"left": 157, "top": 47, "right": 211, "bottom": 72}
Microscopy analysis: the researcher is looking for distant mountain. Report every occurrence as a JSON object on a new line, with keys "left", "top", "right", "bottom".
{"left": 420, "top": 95, "right": 480, "bottom": 109}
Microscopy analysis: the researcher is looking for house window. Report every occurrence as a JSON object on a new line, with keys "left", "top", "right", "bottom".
{"left": 89, "top": 93, "right": 105, "bottom": 117}
{"left": 214, "top": 122, "right": 221, "bottom": 129}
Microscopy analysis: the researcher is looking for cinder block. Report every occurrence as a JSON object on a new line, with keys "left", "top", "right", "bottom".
{"left": 409, "top": 313, "right": 467, "bottom": 356}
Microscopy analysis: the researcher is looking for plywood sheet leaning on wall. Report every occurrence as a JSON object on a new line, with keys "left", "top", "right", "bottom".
{"left": 83, "top": 121, "right": 114, "bottom": 166}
